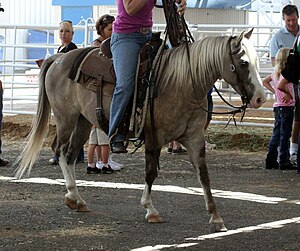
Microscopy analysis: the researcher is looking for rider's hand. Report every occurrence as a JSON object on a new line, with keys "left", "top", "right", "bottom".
{"left": 176, "top": 0, "right": 187, "bottom": 16}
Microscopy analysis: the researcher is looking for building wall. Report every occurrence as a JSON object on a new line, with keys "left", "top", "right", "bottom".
{"left": 153, "top": 8, "right": 248, "bottom": 25}
{"left": 0, "top": 0, "right": 56, "bottom": 25}
{"left": 0, "top": 0, "right": 57, "bottom": 61}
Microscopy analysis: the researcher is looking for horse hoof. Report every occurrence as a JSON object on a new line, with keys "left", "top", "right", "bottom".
{"left": 146, "top": 214, "right": 164, "bottom": 223}
{"left": 76, "top": 204, "right": 90, "bottom": 212}
{"left": 212, "top": 223, "right": 227, "bottom": 232}
{"left": 64, "top": 197, "right": 77, "bottom": 210}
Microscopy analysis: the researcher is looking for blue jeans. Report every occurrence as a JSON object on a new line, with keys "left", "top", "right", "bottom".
{"left": 266, "top": 106, "right": 294, "bottom": 166}
{"left": 109, "top": 32, "right": 152, "bottom": 142}
{"left": 77, "top": 147, "right": 84, "bottom": 162}
{"left": 297, "top": 84, "right": 300, "bottom": 172}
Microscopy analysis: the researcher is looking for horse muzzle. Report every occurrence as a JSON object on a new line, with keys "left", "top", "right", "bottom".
{"left": 248, "top": 89, "right": 266, "bottom": 109}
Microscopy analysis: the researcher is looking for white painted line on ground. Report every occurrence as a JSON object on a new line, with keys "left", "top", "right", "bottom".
{"left": 1, "top": 175, "right": 299, "bottom": 250}
{"left": 131, "top": 217, "right": 300, "bottom": 251}
{"left": 0, "top": 175, "right": 296, "bottom": 205}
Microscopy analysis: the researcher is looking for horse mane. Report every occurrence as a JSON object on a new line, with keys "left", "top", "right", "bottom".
{"left": 157, "top": 36, "right": 231, "bottom": 96}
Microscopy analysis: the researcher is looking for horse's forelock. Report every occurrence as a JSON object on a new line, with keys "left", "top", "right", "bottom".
{"left": 241, "top": 38, "right": 259, "bottom": 70}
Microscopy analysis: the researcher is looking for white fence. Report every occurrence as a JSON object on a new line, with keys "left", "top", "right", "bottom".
{"left": 0, "top": 20, "right": 276, "bottom": 127}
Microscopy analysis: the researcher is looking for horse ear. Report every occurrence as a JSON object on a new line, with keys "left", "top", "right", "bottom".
{"left": 244, "top": 28, "right": 254, "bottom": 39}
{"left": 236, "top": 30, "right": 246, "bottom": 45}
{"left": 236, "top": 28, "right": 253, "bottom": 45}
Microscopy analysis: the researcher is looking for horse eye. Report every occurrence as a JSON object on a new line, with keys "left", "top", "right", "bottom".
{"left": 240, "top": 60, "right": 249, "bottom": 67}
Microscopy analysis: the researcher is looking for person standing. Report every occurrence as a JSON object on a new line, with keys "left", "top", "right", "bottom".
{"left": 57, "top": 20, "right": 77, "bottom": 53}
{"left": 270, "top": 4, "right": 300, "bottom": 163}
{"left": 87, "top": 14, "right": 123, "bottom": 174}
{"left": 49, "top": 20, "right": 85, "bottom": 164}
{"left": 263, "top": 48, "right": 296, "bottom": 170}
{"left": 204, "top": 87, "right": 217, "bottom": 150}
{"left": 0, "top": 80, "right": 9, "bottom": 166}
{"left": 109, "top": 0, "right": 186, "bottom": 153}
{"left": 280, "top": 35, "right": 300, "bottom": 174}
{"left": 167, "top": 141, "right": 187, "bottom": 155}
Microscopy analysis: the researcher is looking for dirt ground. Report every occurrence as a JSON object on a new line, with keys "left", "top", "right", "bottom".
{"left": 0, "top": 114, "right": 299, "bottom": 251}
{"left": 2, "top": 114, "right": 57, "bottom": 146}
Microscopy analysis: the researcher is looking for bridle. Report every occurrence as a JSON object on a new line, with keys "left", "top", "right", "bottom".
{"left": 226, "top": 36, "right": 251, "bottom": 109}
{"left": 180, "top": 35, "right": 250, "bottom": 126}
{"left": 158, "top": 1, "right": 250, "bottom": 123}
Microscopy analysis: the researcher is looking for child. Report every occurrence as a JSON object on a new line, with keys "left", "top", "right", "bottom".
{"left": 86, "top": 15, "right": 123, "bottom": 174}
{"left": 263, "top": 47, "right": 296, "bottom": 170}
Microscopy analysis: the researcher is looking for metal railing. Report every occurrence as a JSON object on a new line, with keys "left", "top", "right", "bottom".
{"left": 0, "top": 21, "right": 277, "bottom": 127}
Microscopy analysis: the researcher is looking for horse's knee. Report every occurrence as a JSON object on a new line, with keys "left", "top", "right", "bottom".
{"left": 65, "top": 151, "right": 75, "bottom": 165}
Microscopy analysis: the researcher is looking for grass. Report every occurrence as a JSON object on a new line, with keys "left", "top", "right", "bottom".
{"left": 206, "top": 124, "right": 272, "bottom": 152}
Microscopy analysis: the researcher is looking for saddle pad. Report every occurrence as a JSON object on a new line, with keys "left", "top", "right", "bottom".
{"left": 79, "top": 49, "right": 116, "bottom": 84}
{"left": 68, "top": 47, "right": 97, "bottom": 81}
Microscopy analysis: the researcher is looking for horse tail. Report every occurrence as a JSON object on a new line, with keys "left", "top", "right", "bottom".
{"left": 15, "top": 55, "right": 60, "bottom": 179}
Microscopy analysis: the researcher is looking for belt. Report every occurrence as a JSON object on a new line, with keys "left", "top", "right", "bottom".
{"left": 138, "top": 27, "right": 152, "bottom": 35}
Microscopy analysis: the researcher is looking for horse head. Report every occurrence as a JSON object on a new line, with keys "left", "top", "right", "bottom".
{"left": 222, "top": 28, "right": 266, "bottom": 109}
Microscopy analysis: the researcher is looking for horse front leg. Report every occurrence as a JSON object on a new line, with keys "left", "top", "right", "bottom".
{"left": 193, "top": 141, "right": 227, "bottom": 232}
{"left": 141, "top": 148, "right": 163, "bottom": 223}
{"left": 58, "top": 150, "right": 89, "bottom": 212}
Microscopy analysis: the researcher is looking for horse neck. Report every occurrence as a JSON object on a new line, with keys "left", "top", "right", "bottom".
{"left": 157, "top": 37, "right": 229, "bottom": 99}
{"left": 190, "top": 36, "right": 229, "bottom": 94}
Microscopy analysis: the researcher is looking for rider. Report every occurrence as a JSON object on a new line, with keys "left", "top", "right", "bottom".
{"left": 109, "top": 0, "right": 187, "bottom": 153}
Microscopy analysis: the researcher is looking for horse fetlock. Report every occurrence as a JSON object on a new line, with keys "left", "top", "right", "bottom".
{"left": 141, "top": 199, "right": 151, "bottom": 209}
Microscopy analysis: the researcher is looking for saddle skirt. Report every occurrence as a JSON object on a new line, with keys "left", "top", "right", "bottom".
{"left": 69, "top": 47, "right": 115, "bottom": 94}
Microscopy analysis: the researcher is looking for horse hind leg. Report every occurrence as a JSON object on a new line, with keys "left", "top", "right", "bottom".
{"left": 59, "top": 155, "right": 89, "bottom": 212}
{"left": 55, "top": 115, "right": 90, "bottom": 212}
{"left": 141, "top": 148, "right": 163, "bottom": 223}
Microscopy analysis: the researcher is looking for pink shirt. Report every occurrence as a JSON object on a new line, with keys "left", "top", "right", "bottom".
{"left": 113, "top": 0, "right": 155, "bottom": 33}
{"left": 271, "top": 73, "right": 295, "bottom": 107}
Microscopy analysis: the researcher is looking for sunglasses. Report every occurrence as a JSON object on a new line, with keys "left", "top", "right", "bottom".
{"left": 60, "top": 20, "right": 73, "bottom": 25}
{"left": 101, "top": 15, "right": 115, "bottom": 24}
